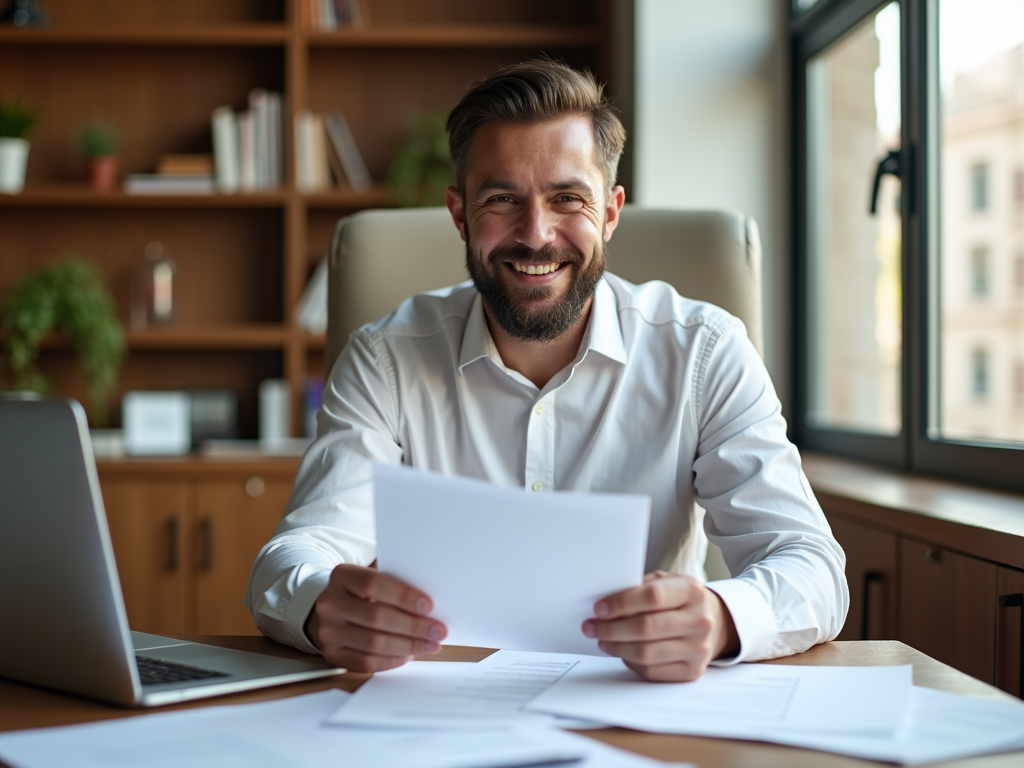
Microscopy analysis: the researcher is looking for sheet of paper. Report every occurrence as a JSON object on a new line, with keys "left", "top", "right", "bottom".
{"left": 374, "top": 463, "right": 651, "bottom": 654}
{"left": 327, "top": 657, "right": 604, "bottom": 729}
{"left": 0, "top": 689, "right": 691, "bottom": 768}
{"left": 740, "top": 686, "right": 1024, "bottom": 766}
{"left": 526, "top": 653, "right": 913, "bottom": 735}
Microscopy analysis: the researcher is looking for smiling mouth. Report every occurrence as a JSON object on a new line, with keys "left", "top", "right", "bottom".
{"left": 511, "top": 262, "right": 565, "bottom": 275}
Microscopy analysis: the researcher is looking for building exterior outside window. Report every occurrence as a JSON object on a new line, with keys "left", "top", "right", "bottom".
{"left": 970, "top": 162, "right": 989, "bottom": 212}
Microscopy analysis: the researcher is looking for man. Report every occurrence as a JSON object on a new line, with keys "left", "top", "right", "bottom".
{"left": 246, "top": 60, "right": 848, "bottom": 682}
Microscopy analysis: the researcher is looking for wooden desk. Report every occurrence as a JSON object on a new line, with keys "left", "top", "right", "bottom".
{"left": 2, "top": 639, "right": 1021, "bottom": 767}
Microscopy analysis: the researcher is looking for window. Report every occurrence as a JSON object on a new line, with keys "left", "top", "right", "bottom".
{"left": 794, "top": 0, "right": 1024, "bottom": 493}
{"left": 970, "top": 163, "right": 989, "bottom": 212}
{"left": 969, "top": 247, "right": 989, "bottom": 299}
{"left": 971, "top": 348, "right": 989, "bottom": 400}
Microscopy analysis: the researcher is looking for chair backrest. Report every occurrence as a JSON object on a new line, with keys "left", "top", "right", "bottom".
{"left": 327, "top": 206, "right": 763, "bottom": 371}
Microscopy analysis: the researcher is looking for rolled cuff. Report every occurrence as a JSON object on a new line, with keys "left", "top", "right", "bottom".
{"left": 251, "top": 564, "right": 333, "bottom": 655}
{"left": 704, "top": 577, "right": 778, "bottom": 665}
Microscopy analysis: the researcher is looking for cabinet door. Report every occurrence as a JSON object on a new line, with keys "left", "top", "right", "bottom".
{"left": 997, "top": 566, "right": 1024, "bottom": 697}
{"left": 101, "top": 479, "right": 190, "bottom": 635}
{"left": 193, "top": 475, "right": 291, "bottom": 635}
{"left": 899, "top": 538, "right": 997, "bottom": 684}
{"left": 827, "top": 514, "right": 898, "bottom": 640}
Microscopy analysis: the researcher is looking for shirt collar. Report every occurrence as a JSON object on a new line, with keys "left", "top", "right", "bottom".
{"left": 457, "top": 276, "right": 627, "bottom": 373}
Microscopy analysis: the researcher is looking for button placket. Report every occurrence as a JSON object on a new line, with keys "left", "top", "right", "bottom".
{"left": 525, "top": 394, "right": 554, "bottom": 492}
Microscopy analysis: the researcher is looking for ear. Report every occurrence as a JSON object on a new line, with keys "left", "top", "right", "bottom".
{"left": 445, "top": 186, "right": 467, "bottom": 243}
{"left": 603, "top": 185, "right": 626, "bottom": 242}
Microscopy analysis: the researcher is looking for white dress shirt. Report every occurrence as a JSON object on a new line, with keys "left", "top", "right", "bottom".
{"left": 245, "top": 273, "right": 848, "bottom": 660}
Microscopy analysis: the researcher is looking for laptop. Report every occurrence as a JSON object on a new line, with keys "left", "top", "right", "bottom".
{"left": 0, "top": 396, "right": 344, "bottom": 706}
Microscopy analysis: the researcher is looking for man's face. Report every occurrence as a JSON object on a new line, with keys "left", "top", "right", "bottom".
{"left": 445, "top": 117, "right": 625, "bottom": 343}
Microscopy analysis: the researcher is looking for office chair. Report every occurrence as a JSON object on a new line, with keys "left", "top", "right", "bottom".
{"left": 326, "top": 206, "right": 764, "bottom": 581}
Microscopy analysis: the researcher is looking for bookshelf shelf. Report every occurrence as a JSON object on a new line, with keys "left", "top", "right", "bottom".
{"left": 305, "top": 25, "right": 602, "bottom": 49}
{"left": 0, "top": 26, "right": 289, "bottom": 46}
{"left": 0, "top": 0, "right": 610, "bottom": 437}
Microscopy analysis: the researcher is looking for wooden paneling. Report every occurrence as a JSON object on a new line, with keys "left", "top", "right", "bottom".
{"left": 826, "top": 514, "right": 898, "bottom": 641}
{"left": 193, "top": 475, "right": 293, "bottom": 634}
{"left": 898, "top": 538, "right": 998, "bottom": 684}
{"left": 102, "top": 480, "right": 191, "bottom": 634}
{"left": 997, "top": 566, "right": 1024, "bottom": 697}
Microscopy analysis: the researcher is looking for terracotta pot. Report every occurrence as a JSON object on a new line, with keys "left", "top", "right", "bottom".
{"left": 86, "top": 156, "right": 118, "bottom": 191}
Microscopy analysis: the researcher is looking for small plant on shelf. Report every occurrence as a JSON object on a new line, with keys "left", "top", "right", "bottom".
{"left": 0, "top": 258, "right": 127, "bottom": 425}
{"left": 0, "top": 96, "right": 39, "bottom": 194}
{"left": 388, "top": 111, "right": 453, "bottom": 207}
{"left": 74, "top": 118, "right": 120, "bottom": 191}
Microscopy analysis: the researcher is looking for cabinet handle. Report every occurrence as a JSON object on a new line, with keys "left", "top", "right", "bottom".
{"left": 167, "top": 516, "right": 179, "bottom": 572}
{"left": 924, "top": 547, "right": 942, "bottom": 563}
{"left": 861, "top": 570, "right": 882, "bottom": 640}
{"left": 244, "top": 476, "right": 265, "bottom": 498}
{"left": 995, "top": 593, "right": 1024, "bottom": 698}
{"left": 200, "top": 517, "right": 213, "bottom": 571}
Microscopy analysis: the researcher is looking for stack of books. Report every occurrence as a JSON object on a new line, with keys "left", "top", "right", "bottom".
{"left": 294, "top": 110, "right": 372, "bottom": 193}
{"left": 123, "top": 154, "right": 215, "bottom": 195}
{"left": 300, "top": 0, "right": 369, "bottom": 30}
{"left": 210, "top": 88, "right": 285, "bottom": 194}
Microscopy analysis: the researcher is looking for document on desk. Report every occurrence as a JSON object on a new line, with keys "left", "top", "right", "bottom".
{"left": 0, "top": 690, "right": 690, "bottom": 768}
{"left": 526, "top": 654, "right": 914, "bottom": 736}
{"left": 374, "top": 463, "right": 651, "bottom": 655}
{"left": 327, "top": 655, "right": 605, "bottom": 730}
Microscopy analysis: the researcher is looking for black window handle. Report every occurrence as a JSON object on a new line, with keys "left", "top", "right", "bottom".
{"left": 870, "top": 148, "right": 902, "bottom": 214}
{"left": 861, "top": 570, "right": 883, "bottom": 640}
{"left": 996, "top": 593, "right": 1024, "bottom": 698}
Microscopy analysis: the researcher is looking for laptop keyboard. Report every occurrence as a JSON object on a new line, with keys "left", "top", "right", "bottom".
{"left": 136, "top": 655, "right": 230, "bottom": 685}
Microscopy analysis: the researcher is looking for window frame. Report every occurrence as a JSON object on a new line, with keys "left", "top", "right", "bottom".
{"left": 791, "top": 0, "right": 1024, "bottom": 494}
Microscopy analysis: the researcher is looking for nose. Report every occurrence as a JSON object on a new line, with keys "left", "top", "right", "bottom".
{"left": 514, "top": 199, "right": 557, "bottom": 252}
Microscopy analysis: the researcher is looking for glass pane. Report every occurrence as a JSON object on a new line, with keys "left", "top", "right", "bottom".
{"left": 936, "top": 0, "right": 1024, "bottom": 444}
{"left": 805, "top": 3, "right": 902, "bottom": 434}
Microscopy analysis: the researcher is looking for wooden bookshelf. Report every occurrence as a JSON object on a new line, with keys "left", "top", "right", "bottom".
{"left": 0, "top": 0, "right": 612, "bottom": 438}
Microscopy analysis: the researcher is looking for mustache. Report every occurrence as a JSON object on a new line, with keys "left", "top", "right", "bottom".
{"left": 487, "top": 244, "right": 584, "bottom": 267}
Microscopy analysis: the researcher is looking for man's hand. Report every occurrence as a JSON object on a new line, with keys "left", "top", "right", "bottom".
{"left": 582, "top": 571, "right": 739, "bottom": 682}
{"left": 306, "top": 564, "right": 447, "bottom": 673}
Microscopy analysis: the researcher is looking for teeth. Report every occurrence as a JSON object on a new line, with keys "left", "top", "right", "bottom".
{"left": 514, "top": 263, "right": 560, "bottom": 275}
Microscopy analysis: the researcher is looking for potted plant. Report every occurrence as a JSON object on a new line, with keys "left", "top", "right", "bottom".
{"left": 387, "top": 111, "right": 453, "bottom": 207}
{"left": 75, "top": 118, "right": 120, "bottom": 191}
{"left": 0, "top": 96, "right": 38, "bottom": 194}
{"left": 0, "top": 257, "right": 127, "bottom": 425}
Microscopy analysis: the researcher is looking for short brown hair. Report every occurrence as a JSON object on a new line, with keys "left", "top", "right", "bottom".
{"left": 446, "top": 59, "right": 626, "bottom": 192}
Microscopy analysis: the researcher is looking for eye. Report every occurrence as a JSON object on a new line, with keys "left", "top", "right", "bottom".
{"left": 488, "top": 194, "right": 517, "bottom": 205}
{"left": 554, "top": 194, "right": 585, "bottom": 209}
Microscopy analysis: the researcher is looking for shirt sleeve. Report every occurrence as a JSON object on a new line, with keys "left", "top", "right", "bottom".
{"left": 692, "top": 318, "right": 849, "bottom": 663}
{"left": 243, "top": 331, "right": 402, "bottom": 653}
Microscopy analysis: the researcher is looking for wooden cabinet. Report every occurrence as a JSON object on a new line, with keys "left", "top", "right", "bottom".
{"left": 99, "top": 459, "right": 299, "bottom": 635}
{"left": 808, "top": 453, "right": 1024, "bottom": 698}
{"left": 898, "top": 538, "right": 997, "bottom": 685}
{"left": 0, "top": 0, "right": 616, "bottom": 433}
{"left": 828, "top": 515, "right": 897, "bottom": 641}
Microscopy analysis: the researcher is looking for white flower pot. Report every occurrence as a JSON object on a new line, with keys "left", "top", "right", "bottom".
{"left": 0, "top": 137, "right": 30, "bottom": 194}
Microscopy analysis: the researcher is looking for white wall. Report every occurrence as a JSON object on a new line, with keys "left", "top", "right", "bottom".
{"left": 634, "top": 0, "right": 792, "bottom": 416}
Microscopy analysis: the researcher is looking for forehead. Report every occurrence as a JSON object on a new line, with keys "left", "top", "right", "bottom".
{"left": 465, "top": 116, "right": 602, "bottom": 187}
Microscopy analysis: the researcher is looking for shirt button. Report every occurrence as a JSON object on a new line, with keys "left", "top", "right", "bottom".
{"left": 532, "top": 482, "right": 543, "bottom": 492}
{"left": 534, "top": 405, "right": 544, "bottom": 415}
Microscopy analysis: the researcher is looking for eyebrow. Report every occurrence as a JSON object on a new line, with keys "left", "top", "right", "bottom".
{"left": 476, "top": 177, "right": 597, "bottom": 198}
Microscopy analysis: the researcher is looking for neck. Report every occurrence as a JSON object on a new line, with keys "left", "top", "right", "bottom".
{"left": 483, "top": 298, "right": 593, "bottom": 390}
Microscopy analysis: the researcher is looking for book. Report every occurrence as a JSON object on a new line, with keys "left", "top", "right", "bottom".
{"left": 324, "top": 111, "right": 372, "bottom": 191}
{"left": 294, "top": 255, "right": 329, "bottom": 333}
{"left": 157, "top": 154, "right": 214, "bottom": 176}
{"left": 238, "top": 110, "right": 255, "bottom": 191}
{"left": 211, "top": 106, "right": 240, "bottom": 193}
{"left": 123, "top": 174, "right": 214, "bottom": 195}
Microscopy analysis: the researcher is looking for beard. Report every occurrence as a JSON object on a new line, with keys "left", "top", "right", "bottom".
{"left": 465, "top": 235, "right": 607, "bottom": 344}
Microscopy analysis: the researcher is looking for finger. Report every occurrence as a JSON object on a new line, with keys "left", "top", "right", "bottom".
{"left": 623, "top": 658, "right": 710, "bottom": 683}
{"left": 333, "top": 563, "right": 434, "bottom": 616}
{"left": 595, "top": 574, "right": 698, "bottom": 619}
{"left": 585, "top": 607, "right": 708, "bottom": 643}
{"left": 335, "top": 588, "right": 447, "bottom": 642}
{"left": 598, "top": 636, "right": 716, "bottom": 669}
{"left": 321, "top": 646, "right": 413, "bottom": 674}
{"left": 329, "top": 621, "right": 441, "bottom": 658}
